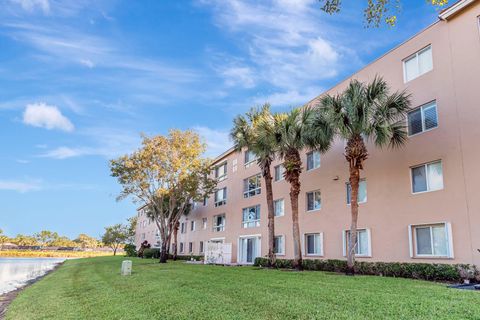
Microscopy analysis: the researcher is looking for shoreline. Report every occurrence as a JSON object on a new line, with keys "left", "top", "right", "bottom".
{"left": 0, "top": 262, "right": 63, "bottom": 320}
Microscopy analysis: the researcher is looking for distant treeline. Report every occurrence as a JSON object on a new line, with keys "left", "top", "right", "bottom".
{"left": 0, "top": 229, "right": 102, "bottom": 249}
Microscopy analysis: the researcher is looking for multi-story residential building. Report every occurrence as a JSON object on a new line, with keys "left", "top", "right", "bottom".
{"left": 136, "top": 0, "right": 480, "bottom": 266}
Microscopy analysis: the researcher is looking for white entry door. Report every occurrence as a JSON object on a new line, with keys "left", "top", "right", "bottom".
{"left": 238, "top": 236, "right": 260, "bottom": 264}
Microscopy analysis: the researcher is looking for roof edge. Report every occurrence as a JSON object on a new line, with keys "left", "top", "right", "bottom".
{"left": 439, "top": 0, "right": 476, "bottom": 20}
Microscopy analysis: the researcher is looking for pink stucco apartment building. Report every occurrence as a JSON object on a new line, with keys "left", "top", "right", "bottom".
{"left": 136, "top": 0, "right": 480, "bottom": 266}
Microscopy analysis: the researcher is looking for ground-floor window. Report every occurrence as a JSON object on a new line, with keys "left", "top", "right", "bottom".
{"left": 199, "top": 241, "right": 204, "bottom": 253}
{"left": 305, "top": 233, "right": 323, "bottom": 256}
{"left": 189, "top": 242, "right": 193, "bottom": 253}
{"left": 343, "top": 229, "right": 371, "bottom": 257}
{"left": 179, "top": 242, "right": 184, "bottom": 253}
{"left": 238, "top": 236, "right": 260, "bottom": 264}
{"left": 410, "top": 223, "right": 453, "bottom": 258}
{"left": 274, "top": 235, "right": 285, "bottom": 255}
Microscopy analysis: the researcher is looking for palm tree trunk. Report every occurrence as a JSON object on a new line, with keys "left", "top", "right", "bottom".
{"left": 263, "top": 165, "right": 276, "bottom": 267}
{"left": 285, "top": 150, "right": 303, "bottom": 270}
{"left": 347, "top": 165, "right": 360, "bottom": 275}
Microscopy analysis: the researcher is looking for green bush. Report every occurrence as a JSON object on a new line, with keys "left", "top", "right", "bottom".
{"left": 168, "top": 254, "right": 203, "bottom": 261}
{"left": 254, "top": 257, "right": 477, "bottom": 282}
{"left": 143, "top": 248, "right": 160, "bottom": 259}
{"left": 124, "top": 244, "right": 137, "bottom": 257}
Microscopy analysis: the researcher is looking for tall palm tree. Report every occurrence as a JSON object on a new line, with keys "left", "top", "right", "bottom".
{"left": 231, "top": 104, "right": 278, "bottom": 266}
{"left": 317, "top": 76, "right": 411, "bottom": 274}
{"left": 273, "top": 108, "right": 333, "bottom": 270}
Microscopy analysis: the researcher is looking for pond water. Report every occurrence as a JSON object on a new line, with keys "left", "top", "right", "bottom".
{"left": 0, "top": 258, "right": 64, "bottom": 294}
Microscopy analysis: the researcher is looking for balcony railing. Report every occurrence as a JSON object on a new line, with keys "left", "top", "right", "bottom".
{"left": 213, "top": 225, "right": 225, "bottom": 232}
{"left": 243, "top": 187, "right": 261, "bottom": 198}
{"left": 242, "top": 220, "right": 260, "bottom": 228}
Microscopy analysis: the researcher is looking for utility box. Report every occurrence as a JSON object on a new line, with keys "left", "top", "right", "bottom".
{"left": 121, "top": 260, "right": 132, "bottom": 276}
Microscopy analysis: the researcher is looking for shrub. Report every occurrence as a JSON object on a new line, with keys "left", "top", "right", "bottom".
{"left": 143, "top": 248, "right": 160, "bottom": 259}
{"left": 253, "top": 257, "right": 477, "bottom": 282}
{"left": 124, "top": 244, "right": 137, "bottom": 257}
{"left": 168, "top": 254, "right": 203, "bottom": 261}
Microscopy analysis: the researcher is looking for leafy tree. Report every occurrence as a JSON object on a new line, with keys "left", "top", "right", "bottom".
{"left": 273, "top": 108, "right": 333, "bottom": 270}
{"left": 34, "top": 230, "right": 59, "bottom": 247}
{"left": 49, "top": 236, "right": 77, "bottom": 248}
{"left": 317, "top": 76, "right": 410, "bottom": 274}
{"left": 110, "top": 130, "right": 217, "bottom": 263}
{"left": 0, "top": 229, "right": 9, "bottom": 249}
{"left": 12, "top": 234, "right": 39, "bottom": 246}
{"left": 319, "top": 0, "right": 449, "bottom": 27}
{"left": 231, "top": 104, "right": 278, "bottom": 266}
{"left": 126, "top": 216, "right": 137, "bottom": 244}
{"left": 74, "top": 234, "right": 100, "bottom": 249}
{"left": 102, "top": 224, "right": 128, "bottom": 256}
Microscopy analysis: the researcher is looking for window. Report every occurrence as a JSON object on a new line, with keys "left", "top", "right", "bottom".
{"left": 202, "top": 218, "right": 207, "bottom": 230}
{"left": 242, "top": 205, "right": 260, "bottom": 228}
{"left": 306, "top": 151, "right": 321, "bottom": 171}
{"left": 306, "top": 190, "right": 321, "bottom": 211}
{"left": 305, "top": 233, "right": 322, "bottom": 256}
{"left": 346, "top": 179, "right": 367, "bottom": 204}
{"left": 344, "top": 229, "right": 371, "bottom": 257}
{"left": 188, "top": 242, "right": 193, "bottom": 253}
{"left": 274, "top": 164, "right": 285, "bottom": 181}
{"left": 199, "top": 241, "right": 204, "bottom": 253}
{"left": 179, "top": 242, "right": 184, "bottom": 253}
{"left": 190, "top": 220, "right": 195, "bottom": 231}
{"left": 203, "top": 196, "right": 208, "bottom": 206}
{"left": 408, "top": 101, "right": 438, "bottom": 136}
{"left": 243, "top": 174, "right": 261, "bottom": 198}
{"left": 274, "top": 199, "right": 284, "bottom": 217}
{"left": 214, "top": 187, "right": 227, "bottom": 207}
{"left": 180, "top": 222, "right": 187, "bottom": 234}
{"left": 411, "top": 223, "right": 452, "bottom": 258}
{"left": 411, "top": 161, "right": 443, "bottom": 193}
{"left": 244, "top": 150, "right": 257, "bottom": 166}
{"left": 213, "top": 214, "right": 225, "bottom": 232}
{"left": 403, "top": 45, "right": 433, "bottom": 82}
{"left": 274, "top": 235, "right": 285, "bottom": 255}
{"left": 215, "top": 162, "right": 227, "bottom": 181}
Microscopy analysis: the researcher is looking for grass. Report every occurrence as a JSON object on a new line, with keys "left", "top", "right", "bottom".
{"left": 0, "top": 250, "right": 114, "bottom": 258}
{"left": 6, "top": 256, "right": 480, "bottom": 320}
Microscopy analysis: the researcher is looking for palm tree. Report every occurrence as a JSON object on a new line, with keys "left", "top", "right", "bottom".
{"left": 231, "top": 104, "right": 278, "bottom": 266}
{"left": 273, "top": 108, "right": 333, "bottom": 270}
{"left": 316, "top": 76, "right": 411, "bottom": 274}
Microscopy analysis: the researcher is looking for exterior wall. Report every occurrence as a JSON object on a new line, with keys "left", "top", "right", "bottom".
{"left": 137, "top": 1, "right": 480, "bottom": 265}
{"left": 135, "top": 206, "right": 160, "bottom": 249}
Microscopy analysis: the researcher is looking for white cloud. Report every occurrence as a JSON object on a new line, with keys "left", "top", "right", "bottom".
{"left": 0, "top": 179, "right": 42, "bottom": 192}
{"left": 9, "top": 0, "right": 50, "bottom": 14}
{"left": 252, "top": 86, "right": 324, "bottom": 107}
{"left": 40, "top": 146, "right": 86, "bottom": 159}
{"left": 221, "top": 65, "right": 256, "bottom": 89}
{"left": 23, "top": 102, "right": 74, "bottom": 132}
{"left": 79, "top": 58, "right": 95, "bottom": 68}
{"left": 193, "top": 126, "right": 232, "bottom": 158}
{"left": 200, "top": 0, "right": 353, "bottom": 106}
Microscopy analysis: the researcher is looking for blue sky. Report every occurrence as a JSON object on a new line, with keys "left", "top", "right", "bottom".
{"left": 0, "top": 0, "right": 439, "bottom": 239}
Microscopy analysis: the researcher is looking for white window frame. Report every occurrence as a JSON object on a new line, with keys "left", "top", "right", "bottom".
{"left": 407, "top": 101, "right": 438, "bottom": 137}
{"left": 342, "top": 229, "right": 372, "bottom": 257}
{"left": 306, "top": 151, "right": 321, "bottom": 171}
{"left": 346, "top": 179, "right": 367, "bottom": 205}
{"left": 179, "top": 242, "right": 184, "bottom": 253}
{"left": 274, "top": 198, "right": 285, "bottom": 217}
{"left": 199, "top": 241, "right": 204, "bottom": 254}
{"left": 244, "top": 150, "right": 257, "bottom": 167}
{"left": 202, "top": 217, "right": 207, "bottom": 230}
{"left": 213, "top": 214, "right": 225, "bottom": 232}
{"left": 274, "top": 235, "right": 285, "bottom": 256}
{"left": 237, "top": 235, "right": 262, "bottom": 265}
{"left": 243, "top": 174, "right": 262, "bottom": 198}
{"left": 188, "top": 242, "right": 194, "bottom": 253}
{"left": 306, "top": 190, "right": 321, "bottom": 212}
{"left": 410, "top": 160, "right": 444, "bottom": 194}
{"left": 403, "top": 45, "right": 433, "bottom": 83}
{"left": 274, "top": 164, "right": 285, "bottom": 182}
{"left": 215, "top": 161, "right": 228, "bottom": 181}
{"left": 190, "top": 220, "right": 196, "bottom": 231}
{"left": 214, "top": 187, "right": 227, "bottom": 207}
{"left": 304, "top": 232, "right": 323, "bottom": 256}
{"left": 242, "top": 205, "right": 261, "bottom": 228}
{"left": 180, "top": 222, "right": 187, "bottom": 234}
{"left": 408, "top": 222, "right": 453, "bottom": 259}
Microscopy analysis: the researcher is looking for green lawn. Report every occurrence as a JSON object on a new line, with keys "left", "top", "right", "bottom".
{"left": 6, "top": 256, "right": 479, "bottom": 320}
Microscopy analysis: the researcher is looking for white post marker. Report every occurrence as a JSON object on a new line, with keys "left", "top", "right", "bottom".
{"left": 121, "top": 260, "right": 132, "bottom": 276}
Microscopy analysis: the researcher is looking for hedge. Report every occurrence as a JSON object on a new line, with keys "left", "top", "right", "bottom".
{"left": 254, "top": 257, "right": 479, "bottom": 282}
{"left": 142, "top": 248, "right": 203, "bottom": 261}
